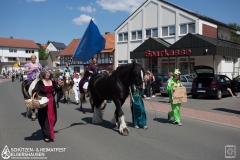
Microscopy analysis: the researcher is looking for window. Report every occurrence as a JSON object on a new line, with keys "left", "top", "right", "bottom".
{"left": 9, "top": 48, "right": 17, "bottom": 52}
{"left": 152, "top": 29, "right": 158, "bottom": 37}
{"left": 188, "top": 23, "right": 195, "bottom": 33}
{"left": 118, "top": 34, "right": 123, "bottom": 41}
{"left": 146, "top": 28, "right": 158, "bottom": 38}
{"left": 131, "top": 32, "right": 136, "bottom": 40}
{"left": 137, "top": 31, "right": 142, "bottom": 39}
{"left": 8, "top": 57, "right": 17, "bottom": 61}
{"left": 25, "top": 58, "right": 31, "bottom": 61}
{"left": 146, "top": 29, "right": 151, "bottom": 38}
{"left": 225, "top": 57, "right": 232, "bottom": 63}
{"left": 118, "top": 60, "right": 128, "bottom": 64}
{"left": 100, "top": 53, "right": 105, "bottom": 59}
{"left": 74, "top": 67, "right": 80, "bottom": 73}
{"left": 118, "top": 33, "right": 128, "bottom": 42}
{"left": 180, "top": 76, "right": 187, "bottom": 82}
{"left": 131, "top": 31, "right": 142, "bottom": 40}
{"left": 162, "top": 27, "right": 168, "bottom": 37}
{"left": 32, "top": 50, "right": 34, "bottom": 53}
{"left": 180, "top": 23, "right": 195, "bottom": 35}
{"left": 25, "top": 49, "right": 34, "bottom": 53}
{"left": 180, "top": 24, "right": 187, "bottom": 34}
{"left": 162, "top": 26, "right": 175, "bottom": 37}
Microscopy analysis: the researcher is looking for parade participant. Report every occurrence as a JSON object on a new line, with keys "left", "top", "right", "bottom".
{"left": 150, "top": 72, "right": 156, "bottom": 97}
{"left": 79, "top": 57, "right": 98, "bottom": 94}
{"left": 63, "top": 62, "right": 73, "bottom": 80}
{"left": 73, "top": 73, "right": 81, "bottom": 105}
{"left": 167, "top": 72, "right": 173, "bottom": 103}
{"left": 144, "top": 71, "right": 151, "bottom": 99}
{"left": 32, "top": 69, "right": 57, "bottom": 142}
{"left": 24, "top": 54, "right": 42, "bottom": 83}
{"left": 167, "top": 69, "right": 182, "bottom": 126}
{"left": 11, "top": 70, "right": 16, "bottom": 82}
{"left": 130, "top": 84, "right": 148, "bottom": 129}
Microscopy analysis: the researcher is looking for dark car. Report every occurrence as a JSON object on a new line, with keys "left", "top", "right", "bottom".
{"left": 191, "top": 65, "right": 240, "bottom": 99}
{"left": 153, "top": 73, "right": 164, "bottom": 92}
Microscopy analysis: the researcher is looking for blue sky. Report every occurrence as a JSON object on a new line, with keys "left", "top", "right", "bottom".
{"left": 0, "top": 0, "right": 239, "bottom": 45}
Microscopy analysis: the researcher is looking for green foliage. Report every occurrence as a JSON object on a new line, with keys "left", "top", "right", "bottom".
{"left": 39, "top": 46, "right": 48, "bottom": 60}
{"left": 228, "top": 22, "right": 240, "bottom": 43}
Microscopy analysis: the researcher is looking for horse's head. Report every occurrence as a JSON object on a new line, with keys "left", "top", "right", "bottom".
{"left": 65, "top": 72, "right": 70, "bottom": 84}
{"left": 131, "top": 60, "right": 145, "bottom": 90}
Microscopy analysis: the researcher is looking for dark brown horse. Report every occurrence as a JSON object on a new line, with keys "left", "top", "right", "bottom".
{"left": 89, "top": 61, "right": 144, "bottom": 136}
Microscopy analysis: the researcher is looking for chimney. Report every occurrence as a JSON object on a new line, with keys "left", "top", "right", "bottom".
{"left": 10, "top": 36, "right": 13, "bottom": 39}
{"left": 105, "top": 32, "right": 110, "bottom": 35}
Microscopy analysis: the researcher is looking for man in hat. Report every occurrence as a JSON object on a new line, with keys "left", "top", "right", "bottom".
{"left": 167, "top": 69, "right": 183, "bottom": 126}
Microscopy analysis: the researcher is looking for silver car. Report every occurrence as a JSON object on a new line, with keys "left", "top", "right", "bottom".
{"left": 159, "top": 75, "right": 194, "bottom": 96}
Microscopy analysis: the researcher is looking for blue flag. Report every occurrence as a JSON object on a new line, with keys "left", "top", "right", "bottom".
{"left": 73, "top": 19, "right": 106, "bottom": 62}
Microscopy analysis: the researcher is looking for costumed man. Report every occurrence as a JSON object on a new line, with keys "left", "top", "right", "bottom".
{"left": 73, "top": 73, "right": 81, "bottom": 105}
{"left": 167, "top": 69, "right": 183, "bottom": 126}
{"left": 79, "top": 57, "right": 98, "bottom": 110}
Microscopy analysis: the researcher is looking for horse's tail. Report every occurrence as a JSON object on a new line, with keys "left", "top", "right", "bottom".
{"left": 21, "top": 81, "right": 30, "bottom": 99}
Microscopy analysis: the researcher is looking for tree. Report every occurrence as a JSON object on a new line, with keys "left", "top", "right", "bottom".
{"left": 38, "top": 46, "right": 48, "bottom": 60}
{"left": 228, "top": 22, "right": 240, "bottom": 43}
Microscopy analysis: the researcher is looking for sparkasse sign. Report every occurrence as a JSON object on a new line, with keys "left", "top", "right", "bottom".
{"left": 146, "top": 49, "right": 191, "bottom": 57}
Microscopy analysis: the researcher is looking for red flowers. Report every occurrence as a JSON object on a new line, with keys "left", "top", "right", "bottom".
{"left": 171, "top": 83, "right": 174, "bottom": 86}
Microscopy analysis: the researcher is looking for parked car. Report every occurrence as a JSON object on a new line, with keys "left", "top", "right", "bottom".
{"left": 159, "top": 75, "right": 194, "bottom": 96}
{"left": 191, "top": 65, "right": 240, "bottom": 99}
{"left": 153, "top": 73, "right": 164, "bottom": 92}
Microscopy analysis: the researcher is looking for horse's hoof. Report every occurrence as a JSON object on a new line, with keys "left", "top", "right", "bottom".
{"left": 121, "top": 128, "right": 129, "bottom": 136}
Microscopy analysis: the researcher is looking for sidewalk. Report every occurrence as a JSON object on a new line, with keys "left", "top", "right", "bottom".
{"left": 124, "top": 98, "right": 240, "bottom": 129}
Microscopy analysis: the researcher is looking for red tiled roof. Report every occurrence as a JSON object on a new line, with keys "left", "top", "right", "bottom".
{"left": 59, "top": 33, "right": 115, "bottom": 56}
{"left": 0, "top": 37, "right": 39, "bottom": 49}
{"left": 59, "top": 39, "right": 80, "bottom": 56}
{"left": 41, "top": 44, "right": 47, "bottom": 48}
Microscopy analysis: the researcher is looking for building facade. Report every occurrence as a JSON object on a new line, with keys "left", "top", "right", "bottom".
{"left": 114, "top": 0, "right": 240, "bottom": 78}
{"left": 46, "top": 41, "right": 66, "bottom": 53}
{"left": 0, "top": 37, "right": 39, "bottom": 73}
{"left": 59, "top": 32, "right": 115, "bottom": 74}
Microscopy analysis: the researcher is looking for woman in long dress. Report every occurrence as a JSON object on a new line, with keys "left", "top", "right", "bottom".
{"left": 130, "top": 84, "right": 148, "bottom": 129}
{"left": 32, "top": 69, "right": 57, "bottom": 142}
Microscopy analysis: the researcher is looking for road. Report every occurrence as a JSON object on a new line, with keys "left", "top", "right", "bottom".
{"left": 0, "top": 81, "right": 239, "bottom": 160}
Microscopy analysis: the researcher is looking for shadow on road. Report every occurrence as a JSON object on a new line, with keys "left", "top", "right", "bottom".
{"left": 24, "top": 130, "right": 43, "bottom": 141}
{"left": 75, "top": 108, "right": 92, "bottom": 114}
{"left": 82, "top": 117, "right": 119, "bottom": 133}
{"left": 158, "top": 101, "right": 169, "bottom": 103}
{"left": 212, "top": 108, "right": 240, "bottom": 115}
{"left": 55, "top": 122, "right": 87, "bottom": 133}
{"left": 153, "top": 118, "right": 172, "bottom": 124}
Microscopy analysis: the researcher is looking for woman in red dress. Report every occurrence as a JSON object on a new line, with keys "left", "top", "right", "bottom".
{"left": 32, "top": 69, "right": 57, "bottom": 142}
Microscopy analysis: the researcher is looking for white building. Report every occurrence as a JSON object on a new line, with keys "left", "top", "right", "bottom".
{"left": 0, "top": 37, "right": 39, "bottom": 73}
{"left": 46, "top": 41, "right": 66, "bottom": 53}
{"left": 114, "top": 0, "right": 240, "bottom": 78}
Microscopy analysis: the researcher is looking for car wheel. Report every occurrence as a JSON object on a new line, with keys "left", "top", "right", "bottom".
{"left": 215, "top": 89, "right": 222, "bottom": 100}
{"left": 192, "top": 94, "right": 198, "bottom": 99}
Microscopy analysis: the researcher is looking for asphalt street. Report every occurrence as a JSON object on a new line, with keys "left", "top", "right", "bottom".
{"left": 0, "top": 81, "right": 239, "bottom": 160}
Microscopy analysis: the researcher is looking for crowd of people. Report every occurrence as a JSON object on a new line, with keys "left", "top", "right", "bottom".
{"left": 1, "top": 69, "right": 25, "bottom": 82}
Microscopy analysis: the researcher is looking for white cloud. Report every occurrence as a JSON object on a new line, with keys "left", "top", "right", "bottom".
{"left": 26, "top": 0, "right": 45, "bottom": 2}
{"left": 78, "top": 6, "right": 96, "bottom": 13}
{"left": 96, "top": 0, "right": 145, "bottom": 14}
{"left": 66, "top": 6, "right": 73, "bottom": 10}
{"left": 72, "top": 14, "right": 95, "bottom": 25}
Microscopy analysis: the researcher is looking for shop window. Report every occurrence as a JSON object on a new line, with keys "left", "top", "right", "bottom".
{"left": 146, "top": 28, "right": 158, "bottom": 38}
{"left": 180, "top": 23, "right": 195, "bottom": 35}
{"left": 190, "top": 58, "right": 195, "bottom": 61}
